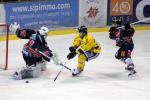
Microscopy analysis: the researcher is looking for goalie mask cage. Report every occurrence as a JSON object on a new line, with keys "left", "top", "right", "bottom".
{"left": 0, "top": 23, "right": 9, "bottom": 70}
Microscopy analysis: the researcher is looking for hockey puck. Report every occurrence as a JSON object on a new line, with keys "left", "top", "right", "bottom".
{"left": 25, "top": 81, "right": 29, "bottom": 83}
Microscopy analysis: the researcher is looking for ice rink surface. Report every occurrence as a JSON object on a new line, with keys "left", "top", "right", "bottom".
{"left": 0, "top": 30, "right": 150, "bottom": 100}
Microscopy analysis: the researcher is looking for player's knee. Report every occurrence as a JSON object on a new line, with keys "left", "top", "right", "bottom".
{"left": 79, "top": 54, "right": 86, "bottom": 60}
{"left": 125, "top": 58, "right": 134, "bottom": 66}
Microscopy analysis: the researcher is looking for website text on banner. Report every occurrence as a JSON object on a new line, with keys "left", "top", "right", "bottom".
{"left": 4, "top": 0, "right": 79, "bottom": 30}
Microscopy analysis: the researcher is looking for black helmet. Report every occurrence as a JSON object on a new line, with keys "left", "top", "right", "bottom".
{"left": 112, "top": 20, "right": 122, "bottom": 27}
{"left": 78, "top": 25, "right": 87, "bottom": 33}
{"left": 116, "top": 20, "right": 122, "bottom": 26}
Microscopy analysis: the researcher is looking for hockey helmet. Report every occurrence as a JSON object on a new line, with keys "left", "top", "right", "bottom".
{"left": 78, "top": 26, "right": 87, "bottom": 38}
{"left": 39, "top": 26, "right": 49, "bottom": 36}
{"left": 78, "top": 25, "right": 87, "bottom": 33}
{"left": 112, "top": 20, "right": 122, "bottom": 27}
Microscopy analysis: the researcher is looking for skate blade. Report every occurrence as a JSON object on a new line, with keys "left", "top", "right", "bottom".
{"left": 128, "top": 72, "right": 138, "bottom": 79}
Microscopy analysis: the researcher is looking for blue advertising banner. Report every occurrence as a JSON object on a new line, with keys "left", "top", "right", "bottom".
{"left": 4, "top": 0, "right": 79, "bottom": 29}
{"left": 107, "top": 0, "right": 150, "bottom": 25}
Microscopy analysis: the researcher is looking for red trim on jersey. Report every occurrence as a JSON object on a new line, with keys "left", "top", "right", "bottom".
{"left": 28, "top": 47, "right": 42, "bottom": 58}
{"left": 21, "top": 30, "right": 26, "bottom": 37}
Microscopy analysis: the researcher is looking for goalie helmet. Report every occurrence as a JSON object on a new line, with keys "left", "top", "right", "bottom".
{"left": 78, "top": 25, "right": 87, "bottom": 38}
{"left": 39, "top": 26, "right": 49, "bottom": 36}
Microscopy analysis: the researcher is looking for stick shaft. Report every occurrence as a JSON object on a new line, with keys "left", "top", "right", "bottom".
{"left": 54, "top": 67, "right": 63, "bottom": 81}
{"left": 59, "top": 63, "right": 72, "bottom": 71}
{"left": 130, "top": 17, "right": 150, "bottom": 25}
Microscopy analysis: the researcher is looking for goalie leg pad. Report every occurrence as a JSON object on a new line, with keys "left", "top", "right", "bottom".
{"left": 13, "top": 65, "right": 42, "bottom": 80}
{"left": 36, "top": 60, "right": 47, "bottom": 71}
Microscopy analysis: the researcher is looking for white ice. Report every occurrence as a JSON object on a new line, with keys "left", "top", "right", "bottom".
{"left": 0, "top": 30, "right": 150, "bottom": 100}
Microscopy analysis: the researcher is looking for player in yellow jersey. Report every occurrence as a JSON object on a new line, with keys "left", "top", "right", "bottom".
{"left": 67, "top": 26, "right": 101, "bottom": 76}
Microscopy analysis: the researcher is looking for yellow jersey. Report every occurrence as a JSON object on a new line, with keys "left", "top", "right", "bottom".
{"left": 72, "top": 33, "right": 101, "bottom": 54}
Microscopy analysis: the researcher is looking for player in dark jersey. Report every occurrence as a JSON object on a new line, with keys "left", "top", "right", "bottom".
{"left": 13, "top": 26, "right": 53, "bottom": 79}
{"left": 10, "top": 23, "right": 60, "bottom": 79}
{"left": 109, "top": 21, "right": 137, "bottom": 76}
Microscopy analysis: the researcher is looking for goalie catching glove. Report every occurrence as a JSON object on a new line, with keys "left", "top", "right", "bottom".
{"left": 9, "top": 22, "right": 20, "bottom": 33}
{"left": 39, "top": 50, "right": 62, "bottom": 65}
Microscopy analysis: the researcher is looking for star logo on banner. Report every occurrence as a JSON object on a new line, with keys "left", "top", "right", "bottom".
{"left": 87, "top": 7, "right": 99, "bottom": 18}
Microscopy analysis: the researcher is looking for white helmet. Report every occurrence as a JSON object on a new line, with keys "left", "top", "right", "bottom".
{"left": 39, "top": 26, "right": 49, "bottom": 36}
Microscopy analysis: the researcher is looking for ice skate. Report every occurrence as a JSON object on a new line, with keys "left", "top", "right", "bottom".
{"left": 125, "top": 64, "right": 137, "bottom": 76}
{"left": 72, "top": 68, "right": 83, "bottom": 76}
{"left": 128, "top": 69, "right": 137, "bottom": 77}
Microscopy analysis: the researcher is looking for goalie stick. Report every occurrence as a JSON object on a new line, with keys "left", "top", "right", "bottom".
{"left": 38, "top": 51, "right": 72, "bottom": 71}
{"left": 38, "top": 51, "right": 73, "bottom": 81}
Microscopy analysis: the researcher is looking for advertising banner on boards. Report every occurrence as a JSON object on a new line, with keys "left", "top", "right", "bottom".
{"left": 4, "top": 0, "right": 79, "bottom": 29}
{"left": 107, "top": 0, "right": 150, "bottom": 25}
{"left": 79, "top": 0, "right": 107, "bottom": 27}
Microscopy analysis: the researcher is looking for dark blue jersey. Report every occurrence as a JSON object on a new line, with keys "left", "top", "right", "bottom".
{"left": 21, "top": 29, "right": 52, "bottom": 61}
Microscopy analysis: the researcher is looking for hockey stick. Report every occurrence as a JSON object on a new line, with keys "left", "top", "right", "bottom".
{"left": 116, "top": 17, "right": 150, "bottom": 29}
{"left": 130, "top": 17, "right": 150, "bottom": 25}
{"left": 53, "top": 63, "right": 72, "bottom": 82}
{"left": 38, "top": 51, "right": 72, "bottom": 71}
{"left": 54, "top": 66, "right": 63, "bottom": 81}
{"left": 38, "top": 51, "right": 72, "bottom": 81}
{"left": 59, "top": 63, "right": 72, "bottom": 71}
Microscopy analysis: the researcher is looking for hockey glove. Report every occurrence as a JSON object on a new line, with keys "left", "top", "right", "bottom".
{"left": 9, "top": 22, "right": 20, "bottom": 33}
{"left": 42, "top": 51, "right": 53, "bottom": 62}
{"left": 109, "top": 32, "right": 116, "bottom": 40}
{"left": 67, "top": 52, "right": 76, "bottom": 60}
{"left": 69, "top": 46, "right": 76, "bottom": 53}
{"left": 109, "top": 27, "right": 117, "bottom": 40}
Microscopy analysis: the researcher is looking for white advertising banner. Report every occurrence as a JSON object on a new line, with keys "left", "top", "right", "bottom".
{"left": 79, "top": 0, "right": 107, "bottom": 27}
{"left": 0, "top": 4, "right": 6, "bottom": 24}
